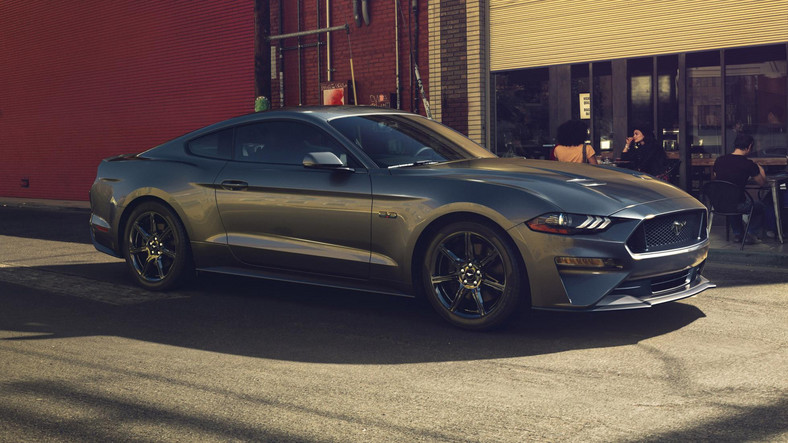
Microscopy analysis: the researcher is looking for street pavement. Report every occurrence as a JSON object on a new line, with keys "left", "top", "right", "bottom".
{"left": 0, "top": 203, "right": 786, "bottom": 442}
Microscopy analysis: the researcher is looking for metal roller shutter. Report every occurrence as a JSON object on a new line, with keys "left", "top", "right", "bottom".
{"left": 490, "top": 0, "right": 788, "bottom": 71}
{"left": 0, "top": 1, "right": 254, "bottom": 201}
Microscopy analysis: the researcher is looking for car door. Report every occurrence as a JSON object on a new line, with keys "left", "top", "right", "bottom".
{"left": 214, "top": 120, "right": 372, "bottom": 278}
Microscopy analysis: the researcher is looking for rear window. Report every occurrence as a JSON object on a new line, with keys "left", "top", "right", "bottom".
{"left": 187, "top": 128, "right": 233, "bottom": 160}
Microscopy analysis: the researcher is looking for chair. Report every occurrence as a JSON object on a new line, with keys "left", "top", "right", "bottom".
{"left": 700, "top": 180, "right": 754, "bottom": 250}
{"left": 657, "top": 159, "right": 681, "bottom": 183}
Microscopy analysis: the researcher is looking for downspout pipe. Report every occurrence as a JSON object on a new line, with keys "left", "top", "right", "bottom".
{"left": 354, "top": 0, "right": 361, "bottom": 27}
{"left": 327, "top": 0, "right": 332, "bottom": 81}
{"left": 297, "top": 0, "right": 302, "bottom": 105}
{"left": 395, "top": 0, "right": 400, "bottom": 109}
{"left": 412, "top": 0, "right": 419, "bottom": 111}
{"left": 316, "top": 0, "right": 321, "bottom": 93}
{"left": 362, "top": 0, "right": 370, "bottom": 25}
{"left": 279, "top": 0, "right": 284, "bottom": 106}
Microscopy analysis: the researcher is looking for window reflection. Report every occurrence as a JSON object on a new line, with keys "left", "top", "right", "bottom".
{"left": 629, "top": 57, "right": 653, "bottom": 131}
{"left": 571, "top": 64, "right": 590, "bottom": 122}
{"left": 593, "top": 62, "right": 613, "bottom": 151}
{"left": 687, "top": 51, "right": 722, "bottom": 156}
{"left": 494, "top": 68, "right": 550, "bottom": 158}
{"left": 725, "top": 44, "right": 786, "bottom": 163}
{"left": 657, "top": 55, "right": 679, "bottom": 151}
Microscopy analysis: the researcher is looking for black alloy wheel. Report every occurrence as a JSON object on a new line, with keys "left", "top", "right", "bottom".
{"left": 422, "top": 221, "right": 524, "bottom": 330}
{"left": 123, "top": 202, "right": 193, "bottom": 291}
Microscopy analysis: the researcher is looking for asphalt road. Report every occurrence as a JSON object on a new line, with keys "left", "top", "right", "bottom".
{"left": 0, "top": 206, "right": 786, "bottom": 442}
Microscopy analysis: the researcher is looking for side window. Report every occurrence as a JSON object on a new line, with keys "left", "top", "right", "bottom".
{"left": 187, "top": 128, "right": 233, "bottom": 160}
{"left": 234, "top": 121, "right": 357, "bottom": 167}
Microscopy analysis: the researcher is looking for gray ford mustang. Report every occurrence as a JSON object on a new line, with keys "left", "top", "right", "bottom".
{"left": 90, "top": 106, "right": 714, "bottom": 329}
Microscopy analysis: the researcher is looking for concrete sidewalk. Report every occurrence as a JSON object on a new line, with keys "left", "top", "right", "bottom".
{"left": 707, "top": 218, "right": 788, "bottom": 267}
{"left": 3, "top": 197, "right": 787, "bottom": 267}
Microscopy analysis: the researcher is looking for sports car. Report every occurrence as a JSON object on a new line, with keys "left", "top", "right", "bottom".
{"left": 89, "top": 106, "right": 714, "bottom": 329}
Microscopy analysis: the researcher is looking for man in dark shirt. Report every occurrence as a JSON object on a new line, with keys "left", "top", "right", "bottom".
{"left": 712, "top": 133, "right": 767, "bottom": 243}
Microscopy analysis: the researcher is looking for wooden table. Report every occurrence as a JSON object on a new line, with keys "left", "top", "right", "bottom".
{"left": 665, "top": 151, "right": 788, "bottom": 167}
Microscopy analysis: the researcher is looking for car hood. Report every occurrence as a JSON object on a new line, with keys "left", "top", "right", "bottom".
{"left": 419, "top": 158, "right": 696, "bottom": 216}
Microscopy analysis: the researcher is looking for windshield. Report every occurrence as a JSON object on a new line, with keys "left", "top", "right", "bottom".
{"left": 328, "top": 114, "right": 496, "bottom": 168}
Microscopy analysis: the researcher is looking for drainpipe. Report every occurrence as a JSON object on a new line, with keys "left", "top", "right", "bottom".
{"left": 411, "top": 0, "right": 419, "bottom": 111}
{"left": 361, "top": 0, "right": 370, "bottom": 25}
{"left": 395, "top": 0, "right": 400, "bottom": 109}
{"left": 326, "top": 0, "right": 332, "bottom": 81}
{"left": 316, "top": 0, "right": 321, "bottom": 92}
{"left": 278, "top": 0, "right": 284, "bottom": 106}
{"left": 297, "top": 0, "right": 302, "bottom": 105}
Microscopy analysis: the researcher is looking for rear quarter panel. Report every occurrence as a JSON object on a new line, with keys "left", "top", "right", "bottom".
{"left": 92, "top": 151, "right": 229, "bottom": 254}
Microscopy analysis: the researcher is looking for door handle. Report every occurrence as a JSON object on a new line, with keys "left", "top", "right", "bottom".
{"left": 220, "top": 180, "right": 248, "bottom": 191}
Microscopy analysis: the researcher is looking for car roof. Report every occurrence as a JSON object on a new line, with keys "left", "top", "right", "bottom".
{"left": 173, "top": 106, "right": 424, "bottom": 145}
{"left": 224, "top": 105, "right": 415, "bottom": 124}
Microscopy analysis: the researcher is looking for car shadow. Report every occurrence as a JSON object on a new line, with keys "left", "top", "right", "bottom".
{"left": 1, "top": 263, "right": 707, "bottom": 365}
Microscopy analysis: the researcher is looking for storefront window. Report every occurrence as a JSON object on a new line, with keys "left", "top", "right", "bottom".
{"left": 725, "top": 44, "right": 786, "bottom": 161}
{"left": 493, "top": 68, "right": 550, "bottom": 158}
{"left": 593, "top": 62, "right": 614, "bottom": 151}
{"left": 491, "top": 43, "right": 786, "bottom": 183}
{"left": 629, "top": 57, "right": 653, "bottom": 133}
{"left": 571, "top": 64, "right": 590, "bottom": 123}
{"left": 687, "top": 51, "right": 722, "bottom": 156}
{"left": 657, "top": 55, "right": 679, "bottom": 151}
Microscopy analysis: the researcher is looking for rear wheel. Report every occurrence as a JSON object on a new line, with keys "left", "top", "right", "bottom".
{"left": 421, "top": 221, "right": 524, "bottom": 330}
{"left": 123, "top": 202, "right": 193, "bottom": 291}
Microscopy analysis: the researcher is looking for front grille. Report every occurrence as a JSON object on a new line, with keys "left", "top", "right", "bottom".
{"left": 627, "top": 209, "right": 707, "bottom": 254}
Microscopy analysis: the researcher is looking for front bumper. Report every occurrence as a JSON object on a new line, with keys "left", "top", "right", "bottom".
{"left": 509, "top": 216, "right": 714, "bottom": 311}
{"left": 570, "top": 261, "right": 714, "bottom": 311}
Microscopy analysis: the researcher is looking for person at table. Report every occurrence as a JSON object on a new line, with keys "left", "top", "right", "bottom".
{"left": 553, "top": 119, "right": 598, "bottom": 164}
{"left": 620, "top": 124, "right": 667, "bottom": 176}
{"left": 712, "top": 133, "right": 769, "bottom": 243}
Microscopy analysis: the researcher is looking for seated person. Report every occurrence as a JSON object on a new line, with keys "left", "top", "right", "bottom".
{"left": 552, "top": 120, "right": 598, "bottom": 164}
{"left": 712, "top": 133, "right": 770, "bottom": 243}
{"left": 621, "top": 124, "right": 668, "bottom": 176}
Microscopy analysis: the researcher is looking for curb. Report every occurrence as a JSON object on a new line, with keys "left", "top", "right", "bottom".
{"left": 708, "top": 248, "right": 788, "bottom": 268}
{"left": 0, "top": 198, "right": 89, "bottom": 212}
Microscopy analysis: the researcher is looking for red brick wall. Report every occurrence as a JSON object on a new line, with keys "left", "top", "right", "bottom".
{"left": 438, "top": 0, "right": 468, "bottom": 135}
{"left": 0, "top": 1, "right": 254, "bottom": 201}
{"left": 269, "top": 0, "right": 429, "bottom": 114}
{"left": 0, "top": 1, "right": 432, "bottom": 202}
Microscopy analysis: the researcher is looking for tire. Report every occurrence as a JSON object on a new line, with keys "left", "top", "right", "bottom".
{"left": 122, "top": 201, "right": 193, "bottom": 291}
{"left": 421, "top": 221, "right": 525, "bottom": 330}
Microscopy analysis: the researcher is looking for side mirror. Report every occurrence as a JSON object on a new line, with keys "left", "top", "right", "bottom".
{"left": 302, "top": 152, "right": 354, "bottom": 171}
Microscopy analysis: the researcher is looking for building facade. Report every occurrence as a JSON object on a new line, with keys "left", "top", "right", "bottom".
{"left": 0, "top": 1, "right": 434, "bottom": 202}
{"left": 0, "top": 1, "right": 257, "bottom": 201}
{"left": 2, "top": 1, "right": 786, "bottom": 201}
{"left": 487, "top": 0, "right": 788, "bottom": 190}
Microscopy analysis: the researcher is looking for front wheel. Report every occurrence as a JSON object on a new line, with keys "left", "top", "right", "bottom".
{"left": 421, "top": 221, "right": 525, "bottom": 330}
{"left": 123, "top": 202, "right": 193, "bottom": 291}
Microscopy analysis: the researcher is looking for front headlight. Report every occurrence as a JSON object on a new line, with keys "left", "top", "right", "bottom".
{"left": 526, "top": 212, "right": 612, "bottom": 235}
